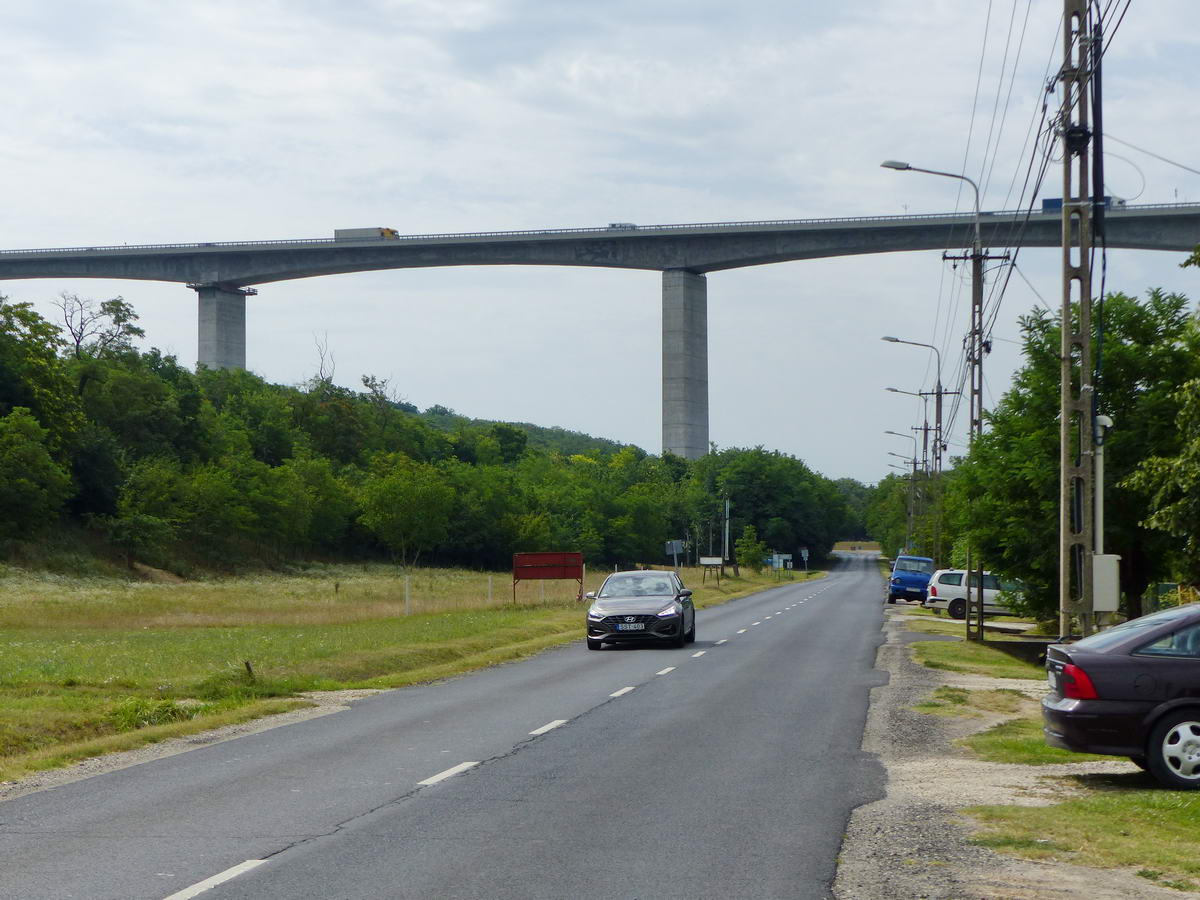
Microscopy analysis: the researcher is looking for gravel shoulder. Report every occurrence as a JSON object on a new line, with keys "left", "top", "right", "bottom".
{"left": 834, "top": 606, "right": 1182, "bottom": 900}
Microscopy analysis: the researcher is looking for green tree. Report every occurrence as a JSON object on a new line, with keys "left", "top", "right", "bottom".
{"left": 953, "top": 291, "right": 1200, "bottom": 618}
{"left": 734, "top": 524, "right": 768, "bottom": 574}
{"left": 0, "top": 299, "right": 81, "bottom": 453}
{"left": 358, "top": 455, "right": 454, "bottom": 565}
{"left": 1125, "top": 377, "right": 1200, "bottom": 585}
{"left": 54, "top": 293, "right": 145, "bottom": 358}
{"left": 0, "top": 408, "right": 72, "bottom": 539}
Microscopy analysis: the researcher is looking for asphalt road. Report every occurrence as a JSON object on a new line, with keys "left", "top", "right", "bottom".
{"left": 0, "top": 554, "right": 886, "bottom": 900}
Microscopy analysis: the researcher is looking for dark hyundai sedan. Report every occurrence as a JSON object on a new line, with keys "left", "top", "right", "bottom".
{"left": 1043, "top": 602, "right": 1200, "bottom": 789}
{"left": 585, "top": 570, "right": 695, "bottom": 650}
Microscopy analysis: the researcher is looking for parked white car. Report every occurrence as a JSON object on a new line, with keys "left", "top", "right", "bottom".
{"left": 923, "top": 569, "right": 1024, "bottom": 619}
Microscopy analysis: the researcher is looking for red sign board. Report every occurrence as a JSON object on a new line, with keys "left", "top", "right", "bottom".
{"left": 512, "top": 552, "right": 584, "bottom": 582}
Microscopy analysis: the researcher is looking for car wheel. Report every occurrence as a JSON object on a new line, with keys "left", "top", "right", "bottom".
{"left": 1147, "top": 710, "right": 1200, "bottom": 790}
{"left": 948, "top": 598, "right": 966, "bottom": 620}
{"left": 685, "top": 618, "right": 696, "bottom": 644}
{"left": 673, "top": 622, "right": 687, "bottom": 648}
{"left": 586, "top": 637, "right": 603, "bottom": 651}
{"left": 886, "top": 595, "right": 896, "bottom": 604}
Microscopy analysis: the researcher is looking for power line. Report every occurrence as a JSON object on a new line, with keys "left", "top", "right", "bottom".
{"left": 1103, "top": 133, "right": 1200, "bottom": 178}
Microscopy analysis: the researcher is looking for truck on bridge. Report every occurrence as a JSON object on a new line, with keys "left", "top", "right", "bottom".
{"left": 333, "top": 227, "right": 399, "bottom": 240}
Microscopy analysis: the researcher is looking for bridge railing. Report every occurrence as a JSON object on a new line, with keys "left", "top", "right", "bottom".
{"left": 1, "top": 202, "right": 1196, "bottom": 257}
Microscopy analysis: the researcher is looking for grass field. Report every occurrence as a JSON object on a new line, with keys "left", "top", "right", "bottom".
{"left": 904, "top": 617, "right": 1200, "bottom": 892}
{"left": 968, "top": 788, "right": 1200, "bottom": 892}
{"left": 0, "top": 562, "right": 811, "bottom": 781}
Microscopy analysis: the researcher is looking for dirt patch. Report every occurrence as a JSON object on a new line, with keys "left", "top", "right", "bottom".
{"left": 0, "top": 689, "right": 383, "bottom": 805}
{"left": 833, "top": 607, "right": 1181, "bottom": 899}
{"left": 131, "top": 562, "right": 186, "bottom": 583}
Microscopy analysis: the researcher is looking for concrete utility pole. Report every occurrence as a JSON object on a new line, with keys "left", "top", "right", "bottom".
{"left": 1058, "top": 0, "right": 1097, "bottom": 638}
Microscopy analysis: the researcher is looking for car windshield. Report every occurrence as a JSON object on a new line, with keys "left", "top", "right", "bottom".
{"left": 597, "top": 574, "right": 674, "bottom": 598}
{"left": 895, "top": 558, "right": 934, "bottom": 574}
{"left": 1070, "top": 604, "right": 1200, "bottom": 652}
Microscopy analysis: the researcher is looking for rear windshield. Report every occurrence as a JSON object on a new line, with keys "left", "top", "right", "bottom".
{"left": 895, "top": 558, "right": 934, "bottom": 574}
{"left": 1071, "top": 604, "right": 1200, "bottom": 652}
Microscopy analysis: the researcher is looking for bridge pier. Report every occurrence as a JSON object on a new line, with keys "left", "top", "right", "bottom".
{"left": 662, "top": 269, "right": 709, "bottom": 459}
{"left": 193, "top": 283, "right": 253, "bottom": 370}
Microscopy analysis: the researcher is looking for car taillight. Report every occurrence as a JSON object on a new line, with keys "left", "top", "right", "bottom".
{"left": 930, "top": 585, "right": 938, "bottom": 597}
{"left": 1061, "top": 663, "right": 1099, "bottom": 700}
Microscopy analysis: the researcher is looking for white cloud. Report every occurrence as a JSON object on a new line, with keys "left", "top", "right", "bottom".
{"left": 1, "top": 0, "right": 1198, "bottom": 481}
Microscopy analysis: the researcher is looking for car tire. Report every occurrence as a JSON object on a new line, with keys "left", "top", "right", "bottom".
{"left": 673, "top": 622, "right": 687, "bottom": 648}
{"left": 887, "top": 595, "right": 896, "bottom": 604}
{"left": 586, "top": 637, "right": 603, "bottom": 651}
{"left": 1147, "top": 709, "right": 1200, "bottom": 789}
{"left": 948, "top": 598, "right": 967, "bottom": 620}
{"left": 685, "top": 618, "right": 696, "bottom": 644}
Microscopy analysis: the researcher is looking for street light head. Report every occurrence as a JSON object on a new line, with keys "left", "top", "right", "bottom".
{"left": 885, "top": 387, "right": 899, "bottom": 393}
{"left": 881, "top": 335, "right": 900, "bottom": 343}
{"left": 880, "top": 160, "right": 911, "bottom": 171}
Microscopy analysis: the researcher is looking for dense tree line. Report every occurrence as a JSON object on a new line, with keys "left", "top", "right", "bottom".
{"left": 865, "top": 265, "right": 1200, "bottom": 620}
{"left": 0, "top": 295, "right": 864, "bottom": 572}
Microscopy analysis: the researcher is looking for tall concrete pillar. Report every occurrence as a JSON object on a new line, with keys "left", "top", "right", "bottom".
{"left": 194, "top": 283, "right": 251, "bottom": 370}
{"left": 662, "top": 269, "right": 709, "bottom": 459}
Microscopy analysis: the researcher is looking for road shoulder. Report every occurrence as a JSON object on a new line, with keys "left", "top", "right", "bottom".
{"left": 833, "top": 606, "right": 1181, "bottom": 900}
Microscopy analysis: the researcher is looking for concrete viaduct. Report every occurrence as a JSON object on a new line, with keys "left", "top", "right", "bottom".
{"left": 2, "top": 203, "right": 1198, "bottom": 459}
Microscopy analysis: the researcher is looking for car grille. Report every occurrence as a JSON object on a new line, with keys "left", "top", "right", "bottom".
{"left": 600, "top": 614, "right": 657, "bottom": 625}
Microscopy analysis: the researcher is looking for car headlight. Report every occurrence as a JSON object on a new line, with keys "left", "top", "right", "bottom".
{"left": 587, "top": 609, "right": 605, "bottom": 621}
{"left": 656, "top": 603, "right": 680, "bottom": 618}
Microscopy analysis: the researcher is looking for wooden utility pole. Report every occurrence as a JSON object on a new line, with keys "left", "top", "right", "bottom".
{"left": 1059, "top": 0, "right": 1097, "bottom": 638}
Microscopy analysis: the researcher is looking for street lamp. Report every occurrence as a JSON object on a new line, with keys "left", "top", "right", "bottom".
{"left": 886, "top": 386, "right": 932, "bottom": 471}
{"left": 882, "top": 339, "right": 944, "bottom": 474}
{"left": 883, "top": 159, "right": 988, "bottom": 641}
{"left": 880, "top": 160, "right": 980, "bottom": 247}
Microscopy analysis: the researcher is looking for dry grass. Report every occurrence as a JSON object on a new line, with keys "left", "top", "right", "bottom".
{"left": 0, "top": 562, "right": 807, "bottom": 780}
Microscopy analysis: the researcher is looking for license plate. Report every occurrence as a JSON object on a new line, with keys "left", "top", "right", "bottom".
{"left": 616, "top": 623, "right": 645, "bottom": 631}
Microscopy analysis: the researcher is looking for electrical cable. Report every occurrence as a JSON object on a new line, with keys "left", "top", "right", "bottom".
{"left": 1103, "top": 134, "right": 1200, "bottom": 178}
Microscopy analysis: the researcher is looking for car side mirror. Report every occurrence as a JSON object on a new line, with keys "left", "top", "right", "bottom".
{"left": 585, "top": 592, "right": 596, "bottom": 600}
{"left": 679, "top": 589, "right": 693, "bottom": 599}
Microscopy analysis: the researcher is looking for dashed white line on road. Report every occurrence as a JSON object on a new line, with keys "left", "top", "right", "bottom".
{"left": 691, "top": 651, "right": 706, "bottom": 658}
{"left": 716, "top": 639, "right": 728, "bottom": 645}
{"left": 765, "top": 615, "right": 773, "bottom": 620}
{"left": 529, "top": 720, "right": 568, "bottom": 736}
{"left": 737, "top": 629, "right": 747, "bottom": 634}
{"left": 657, "top": 667, "right": 676, "bottom": 675}
{"left": 418, "top": 761, "right": 479, "bottom": 786}
{"left": 752, "top": 621, "right": 762, "bottom": 626}
{"left": 610, "top": 686, "right": 636, "bottom": 698}
{"left": 164, "top": 860, "right": 266, "bottom": 900}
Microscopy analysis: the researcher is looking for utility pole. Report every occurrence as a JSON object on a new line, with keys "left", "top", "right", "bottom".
{"left": 1058, "top": 0, "right": 1097, "bottom": 639}
{"left": 945, "top": 218, "right": 1007, "bottom": 641}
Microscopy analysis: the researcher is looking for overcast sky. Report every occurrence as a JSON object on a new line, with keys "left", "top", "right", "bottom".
{"left": 2, "top": 0, "right": 1198, "bottom": 483}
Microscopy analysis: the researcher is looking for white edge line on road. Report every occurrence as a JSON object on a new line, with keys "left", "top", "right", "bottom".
{"left": 691, "top": 650, "right": 706, "bottom": 658}
{"left": 656, "top": 666, "right": 676, "bottom": 675}
{"left": 417, "top": 761, "right": 480, "bottom": 786}
{"left": 163, "top": 859, "right": 266, "bottom": 900}
{"left": 716, "top": 639, "right": 728, "bottom": 645}
{"left": 737, "top": 629, "right": 747, "bottom": 634}
{"left": 610, "top": 686, "right": 635, "bottom": 698}
{"left": 529, "top": 719, "right": 568, "bottom": 736}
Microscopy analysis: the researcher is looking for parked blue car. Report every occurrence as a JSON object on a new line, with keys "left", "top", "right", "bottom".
{"left": 887, "top": 555, "right": 935, "bottom": 603}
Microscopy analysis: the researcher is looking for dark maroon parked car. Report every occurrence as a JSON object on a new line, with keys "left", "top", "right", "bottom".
{"left": 1043, "top": 602, "right": 1200, "bottom": 789}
